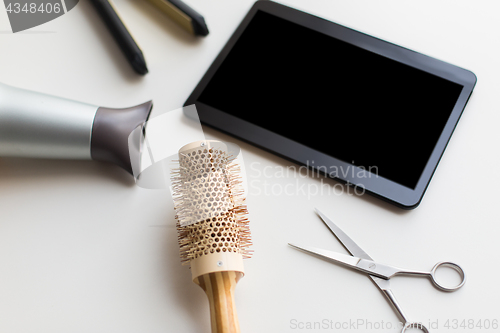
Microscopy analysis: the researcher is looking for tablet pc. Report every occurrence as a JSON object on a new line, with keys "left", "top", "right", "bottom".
{"left": 185, "top": 0, "right": 476, "bottom": 209}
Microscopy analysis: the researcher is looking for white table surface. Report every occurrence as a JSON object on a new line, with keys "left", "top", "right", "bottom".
{"left": 1, "top": 1, "right": 499, "bottom": 332}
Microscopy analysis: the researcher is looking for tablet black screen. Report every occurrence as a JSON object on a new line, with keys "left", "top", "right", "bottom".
{"left": 198, "top": 10, "right": 463, "bottom": 189}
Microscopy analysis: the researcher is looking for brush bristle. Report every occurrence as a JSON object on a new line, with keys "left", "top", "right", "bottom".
{"left": 171, "top": 144, "right": 252, "bottom": 264}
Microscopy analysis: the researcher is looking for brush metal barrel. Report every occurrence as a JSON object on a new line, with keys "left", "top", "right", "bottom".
{"left": 174, "top": 140, "right": 251, "bottom": 279}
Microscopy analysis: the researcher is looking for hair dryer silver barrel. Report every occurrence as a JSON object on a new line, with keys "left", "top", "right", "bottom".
{"left": 0, "top": 82, "right": 152, "bottom": 174}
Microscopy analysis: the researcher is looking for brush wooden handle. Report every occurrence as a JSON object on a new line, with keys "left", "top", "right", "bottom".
{"left": 194, "top": 271, "right": 243, "bottom": 333}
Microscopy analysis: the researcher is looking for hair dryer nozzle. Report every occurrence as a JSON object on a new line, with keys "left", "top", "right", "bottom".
{"left": 91, "top": 101, "right": 153, "bottom": 175}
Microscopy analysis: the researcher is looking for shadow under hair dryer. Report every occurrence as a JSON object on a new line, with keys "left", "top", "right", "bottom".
{"left": 0, "top": 82, "right": 152, "bottom": 174}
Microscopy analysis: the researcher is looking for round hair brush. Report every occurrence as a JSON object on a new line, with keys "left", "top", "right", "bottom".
{"left": 172, "top": 140, "right": 252, "bottom": 333}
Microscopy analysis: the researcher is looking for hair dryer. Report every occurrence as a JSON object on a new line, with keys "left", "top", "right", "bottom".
{"left": 0, "top": 82, "right": 152, "bottom": 174}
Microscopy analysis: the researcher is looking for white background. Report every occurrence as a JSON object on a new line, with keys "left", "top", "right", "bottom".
{"left": 0, "top": 0, "right": 499, "bottom": 332}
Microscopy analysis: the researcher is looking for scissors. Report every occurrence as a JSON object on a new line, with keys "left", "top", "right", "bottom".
{"left": 289, "top": 208, "right": 466, "bottom": 333}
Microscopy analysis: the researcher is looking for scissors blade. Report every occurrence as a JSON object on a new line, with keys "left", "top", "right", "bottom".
{"left": 288, "top": 243, "right": 397, "bottom": 280}
{"left": 315, "top": 208, "right": 373, "bottom": 260}
{"left": 314, "top": 208, "right": 393, "bottom": 291}
{"left": 288, "top": 243, "right": 362, "bottom": 267}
